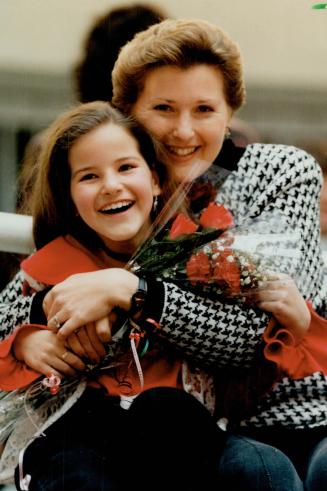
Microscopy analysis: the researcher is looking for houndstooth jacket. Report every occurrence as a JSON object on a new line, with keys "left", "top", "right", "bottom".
{"left": 1, "top": 141, "right": 327, "bottom": 430}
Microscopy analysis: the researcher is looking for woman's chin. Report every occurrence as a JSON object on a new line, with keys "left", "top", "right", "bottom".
{"left": 168, "top": 159, "right": 212, "bottom": 182}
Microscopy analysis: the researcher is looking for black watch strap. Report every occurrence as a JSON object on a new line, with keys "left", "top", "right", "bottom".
{"left": 130, "top": 276, "right": 147, "bottom": 318}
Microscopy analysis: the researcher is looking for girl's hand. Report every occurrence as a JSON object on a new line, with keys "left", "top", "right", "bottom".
{"left": 43, "top": 269, "right": 138, "bottom": 339}
{"left": 255, "top": 273, "right": 311, "bottom": 342}
{"left": 13, "top": 327, "right": 86, "bottom": 378}
{"left": 65, "top": 317, "right": 111, "bottom": 363}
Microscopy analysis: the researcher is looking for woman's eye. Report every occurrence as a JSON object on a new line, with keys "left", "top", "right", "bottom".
{"left": 197, "top": 105, "right": 214, "bottom": 113}
{"left": 119, "top": 163, "right": 135, "bottom": 172}
{"left": 153, "top": 104, "right": 172, "bottom": 112}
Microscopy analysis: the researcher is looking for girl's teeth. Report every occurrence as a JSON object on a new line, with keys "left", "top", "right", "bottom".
{"left": 101, "top": 201, "right": 132, "bottom": 213}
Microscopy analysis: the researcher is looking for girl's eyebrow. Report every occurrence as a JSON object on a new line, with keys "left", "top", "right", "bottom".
{"left": 71, "top": 155, "right": 145, "bottom": 178}
{"left": 71, "top": 165, "right": 94, "bottom": 178}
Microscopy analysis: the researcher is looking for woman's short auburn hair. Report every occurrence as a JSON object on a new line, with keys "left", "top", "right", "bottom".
{"left": 112, "top": 18, "right": 246, "bottom": 115}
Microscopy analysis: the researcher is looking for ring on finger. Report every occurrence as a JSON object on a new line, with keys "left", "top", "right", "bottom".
{"left": 53, "top": 315, "right": 61, "bottom": 329}
{"left": 61, "top": 351, "right": 69, "bottom": 361}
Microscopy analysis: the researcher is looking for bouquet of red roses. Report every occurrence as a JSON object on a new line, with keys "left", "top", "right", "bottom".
{"left": 129, "top": 200, "right": 301, "bottom": 303}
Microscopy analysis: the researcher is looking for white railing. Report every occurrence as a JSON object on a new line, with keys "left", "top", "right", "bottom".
{"left": 0, "top": 212, "right": 34, "bottom": 254}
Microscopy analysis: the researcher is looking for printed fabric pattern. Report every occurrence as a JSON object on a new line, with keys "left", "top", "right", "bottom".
{"left": 0, "top": 143, "right": 327, "bottom": 433}
{"left": 156, "top": 143, "right": 327, "bottom": 368}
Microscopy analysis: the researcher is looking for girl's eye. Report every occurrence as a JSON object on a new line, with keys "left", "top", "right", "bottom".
{"left": 197, "top": 105, "right": 214, "bottom": 113}
{"left": 80, "top": 173, "right": 97, "bottom": 181}
{"left": 153, "top": 104, "right": 173, "bottom": 112}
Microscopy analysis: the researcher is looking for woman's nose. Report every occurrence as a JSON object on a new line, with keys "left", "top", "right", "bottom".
{"left": 172, "top": 114, "right": 195, "bottom": 140}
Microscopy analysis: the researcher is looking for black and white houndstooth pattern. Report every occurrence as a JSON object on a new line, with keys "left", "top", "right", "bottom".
{"left": 157, "top": 143, "right": 327, "bottom": 429}
{"left": 0, "top": 270, "right": 33, "bottom": 339}
{"left": 158, "top": 144, "right": 327, "bottom": 363}
{"left": 1, "top": 143, "right": 327, "bottom": 429}
{"left": 240, "top": 372, "right": 327, "bottom": 429}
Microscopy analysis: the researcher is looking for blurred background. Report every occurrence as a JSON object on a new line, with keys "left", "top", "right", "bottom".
{"left": 0, "top": 0, "right": 326, "bottom": 212}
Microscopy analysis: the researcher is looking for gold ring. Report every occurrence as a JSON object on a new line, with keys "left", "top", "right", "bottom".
{"left": 53, "top": 315, "right": 61, "bottom": 329}
{"left": 61, "top": 351, "right": 69, "bottom": 361}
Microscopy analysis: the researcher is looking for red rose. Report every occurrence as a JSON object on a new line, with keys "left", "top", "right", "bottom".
{"left": 169, "top": 213, "right": 198, "bottom": 239}
{"left": 212, "top": 249, "right": 241, "bottom": 294}
{"left": 186, "top": 252, "right": 211, "bottom": 284}
{"left": 199, "top": 202, "right": 234, "bottom": 230}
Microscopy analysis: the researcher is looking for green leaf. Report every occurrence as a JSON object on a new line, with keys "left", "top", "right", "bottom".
{"left": 312, "top": 3, "right": 327, "bottom": 9}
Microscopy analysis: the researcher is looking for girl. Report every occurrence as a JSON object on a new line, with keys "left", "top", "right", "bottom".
{"left": 0, "top": 101, "right": 225, "bottom": 491}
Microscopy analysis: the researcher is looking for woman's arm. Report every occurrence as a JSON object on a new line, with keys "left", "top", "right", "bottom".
{"left": 2, "top": 146, "right": 325, "bottom": 369}
{"left": 254, "top": 273, "right": 310, "bottom": 343}
{"left": 0, "top": 270, "right": 34, "bottom": 340}
{"left": 141, "top": 144, "right": 327, "bottom": 368}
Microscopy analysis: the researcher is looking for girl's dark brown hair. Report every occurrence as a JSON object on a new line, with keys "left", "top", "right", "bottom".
{"left": 31, "top": 101, "right": 168, "bottom": 251}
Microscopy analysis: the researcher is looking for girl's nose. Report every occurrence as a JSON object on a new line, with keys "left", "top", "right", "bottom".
{"left": 101, "top": 173, "right": 122, "bottom": 194}
{"left": 172, "top": 114, "right": 195, "bottom": 140}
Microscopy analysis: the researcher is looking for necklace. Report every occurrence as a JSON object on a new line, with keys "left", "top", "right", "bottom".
{"left": 101, "top": 244, "right": 133, "bottom": 263}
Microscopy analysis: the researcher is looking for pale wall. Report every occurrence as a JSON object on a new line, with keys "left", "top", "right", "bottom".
{"left": 0, "top": 0, "right": 326, "bottom": 88}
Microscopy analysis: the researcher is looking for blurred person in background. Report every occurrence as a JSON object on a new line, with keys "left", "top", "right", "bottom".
{"left": 0, "top": 3, "right": 169, "bottom": 291}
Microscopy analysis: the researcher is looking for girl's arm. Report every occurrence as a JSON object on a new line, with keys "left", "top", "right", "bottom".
{"left": 13, "top": 327, "right": 86, "bottom": 379}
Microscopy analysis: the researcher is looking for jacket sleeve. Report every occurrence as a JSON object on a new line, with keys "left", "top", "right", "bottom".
{"left": 0, "top": 271, "right": 34, "bottom": 340}
{"left": 143, "top": 145, "right": 327, "bottom": 369}
{"left": 263, "top": 304, "right": 327, "bottom": 379}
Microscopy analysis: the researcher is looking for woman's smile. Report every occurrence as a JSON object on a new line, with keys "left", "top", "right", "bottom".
{"left": 132, "top": 64, "right": 232, "bottom": 180}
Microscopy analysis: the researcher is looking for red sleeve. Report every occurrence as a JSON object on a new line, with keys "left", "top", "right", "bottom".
{"left": 0, "top": 324, "right": 47, "bottom": 390}
{"left": 263, "top": 304, "right": 327, "bottom": 379}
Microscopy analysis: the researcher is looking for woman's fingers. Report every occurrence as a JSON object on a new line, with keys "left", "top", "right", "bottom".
{"left": 86, "top": 322, "right": 107, "bottom": 357}
{"left": 95, "top": 316, "right": 112, "bottom": 343}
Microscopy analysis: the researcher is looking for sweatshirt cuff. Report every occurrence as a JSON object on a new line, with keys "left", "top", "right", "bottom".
{"left": 30, "top": 288, "right": 51, "bottom": 324}
{"left": 141, "top": 278, "right": 165, "bottom": 324}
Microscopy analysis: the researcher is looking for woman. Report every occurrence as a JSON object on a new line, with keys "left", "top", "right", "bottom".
{"left": 110, "top": 18, "right": 327, "bottom": 490}
{"left": 1, "top": 18, "right": 326, "bottom": 490}
{"left": 47, "top": 18, "right": 327, "bottom": 490}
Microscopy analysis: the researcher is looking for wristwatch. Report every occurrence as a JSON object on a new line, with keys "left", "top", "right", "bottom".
{"left": 130, "top": 276, "right": 147, "bottom": 319}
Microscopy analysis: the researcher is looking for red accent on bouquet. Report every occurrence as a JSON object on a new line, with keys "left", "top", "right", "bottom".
{"left": 199, "top": 202, "right": 234, "bottom": 230}
{"left": 169, "top": 213, "right": 198, "bottom": 239}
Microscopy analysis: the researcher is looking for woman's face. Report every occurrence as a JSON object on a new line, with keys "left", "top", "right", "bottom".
{"left": 69, "top": 122, "right": 160, "bottom": 254}
{"left": 132, "top": 64, "right": 232, "bottom": 181}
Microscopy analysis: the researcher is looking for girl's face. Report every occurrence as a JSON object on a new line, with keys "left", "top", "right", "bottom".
{"left": 132, "top": 64, "right": 232, "bottom": 182}
{"left": 70, "top": 122, "right": 161, "bottom": 254}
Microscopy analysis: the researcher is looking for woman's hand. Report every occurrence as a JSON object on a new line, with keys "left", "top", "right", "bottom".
{"left": 255, "top": 273, "right": 311, "bottom": 342}
{"left": 43, "top": 269, "right": 138, "bottom": 339}
{"left": 13, "top": 327, "right": 86, "bottom": 378}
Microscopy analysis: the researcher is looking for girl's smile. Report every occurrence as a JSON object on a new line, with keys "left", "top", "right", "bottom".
{"left": 69, "top": 122, "right": 160, "bottom": 255}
